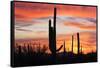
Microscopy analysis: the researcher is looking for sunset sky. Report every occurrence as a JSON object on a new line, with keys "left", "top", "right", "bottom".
{"left": 14, "top": 2, "right": 97, "bottom": 54}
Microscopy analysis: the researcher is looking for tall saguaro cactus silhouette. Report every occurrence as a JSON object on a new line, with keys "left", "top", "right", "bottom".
{"left": 77, "top": 33, "right": 80, "bottom": 54}
{"left": 63, "top": 41, "right": 66, "bottom": 56}
{"left": 72, "top": 35, "right": 74, "bottom": 53}
{"left": 49, "top": 7, "right": 63, "bottom": 59}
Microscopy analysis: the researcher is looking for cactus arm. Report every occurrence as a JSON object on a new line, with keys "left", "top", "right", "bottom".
{"left": 56, "top": 45, "right": 63, "bottom": 52}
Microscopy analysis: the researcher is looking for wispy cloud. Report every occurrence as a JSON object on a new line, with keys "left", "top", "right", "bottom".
{"left": 15, "top": 16, "right": 96, "bottom": 33}
{"left": 16, "top": 28, "right": 33, "bottom": 32}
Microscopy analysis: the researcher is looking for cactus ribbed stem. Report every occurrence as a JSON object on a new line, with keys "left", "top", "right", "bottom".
{"left": 77, "top": 33, "right": 80, "bottom": 54}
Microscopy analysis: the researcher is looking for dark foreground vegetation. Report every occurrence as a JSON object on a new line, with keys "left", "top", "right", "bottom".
{"left": 13, "top": 45, "right": 97, "bottom": 67}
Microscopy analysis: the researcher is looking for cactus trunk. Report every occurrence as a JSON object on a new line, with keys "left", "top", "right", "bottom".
{"left": 49, "top": 7, "right": 63, "bottom": 62}
{"left": 77, "top": 33, "right": 80, "bottom": 54}
{"left": 63, "top": 41, "right": 66, "bottom": 56}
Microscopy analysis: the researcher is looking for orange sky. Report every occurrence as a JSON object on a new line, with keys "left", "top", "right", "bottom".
{"left": 14, "top": 2, "right": 97, "bottom": 54}
{"left": 14, "top": 2, "right": 97, "bottom": 19}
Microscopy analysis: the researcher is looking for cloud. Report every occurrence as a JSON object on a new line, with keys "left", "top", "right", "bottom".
{"left": 15, "top": 16, "right": 96, "bottom": 40}
{"left": 15, "top": 19, "right": 38, "bottom": 28}
{"left": 15, "top": 14, "right": 26, "bottom": 19}
{"left": 15, "top": 16, "right": 96, "bottom": 34}
{"left": 16, "top": 28, "right": 33, "bottom": 32}
{"left": 31, "top": 16, "right": 96, "bottom": 31}
{"left": 32, "top": 16, "right": 96, "bottom": 24}
{"left": 15, "top": 2, "right": 54, "bottom": 11}
{"left": 64, "top": 21, "right": 96, "bottom": 30}
{"left": 15, "top": 23, "right": 33, "bottom": 27}
{"left": 85, "top": 18, "right": 96, "bottom": 23}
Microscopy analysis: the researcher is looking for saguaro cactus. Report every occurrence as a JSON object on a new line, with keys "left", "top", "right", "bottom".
{"left": 77, "top": 32, "right": 80, "bottom": 54}
{"left": 64, "top": 41, "right": 66, "bottom": 53}
{"left": 49, "top": 7, "right": 63, "bottom": 59}
{"left": 63, "top": 41, "right": 66, "bottom": 56}
{"left": 72, "top": 35, "right": 74, "bottom": 53}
